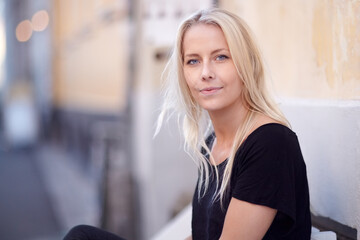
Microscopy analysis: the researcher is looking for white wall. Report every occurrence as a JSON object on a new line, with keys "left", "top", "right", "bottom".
{"left": 281, "top": 98, "right": 360, "bottom": 238}
{"left": 131, "top": 89, "right": 197, "bottom": 240}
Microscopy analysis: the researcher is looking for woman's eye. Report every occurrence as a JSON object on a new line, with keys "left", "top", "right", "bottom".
{"left": 186, "top": 59, "right": 199, "bottom": 65}
{"left": 216, "top": 55, "right": 228, "bottom": 61}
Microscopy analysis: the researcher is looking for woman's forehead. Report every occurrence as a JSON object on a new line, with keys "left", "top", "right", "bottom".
{"left": 182, "top": 24, "right": 228, "bottom": 55}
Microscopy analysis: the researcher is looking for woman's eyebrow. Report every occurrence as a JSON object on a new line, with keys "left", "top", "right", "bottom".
{"left": 184, "top": 48, "right": 229, "bottom": 58}
{"left": 211, "top": 48, "right": 229, "bottom": 54}
{"left": 184, "top": 53, "right": 200, "bottom": 58}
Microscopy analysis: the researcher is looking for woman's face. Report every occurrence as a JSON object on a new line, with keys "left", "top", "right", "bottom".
{"left": 182, "top": 23, "right": 243, "bottom": 114}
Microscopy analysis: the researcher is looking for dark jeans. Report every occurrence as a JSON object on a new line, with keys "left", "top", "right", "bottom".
{"left": 63, "top": 225, "right": 126, "bottom": 240}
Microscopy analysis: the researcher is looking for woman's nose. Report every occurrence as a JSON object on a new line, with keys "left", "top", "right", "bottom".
{"left": 201, "top": 62, "right": 215, "bottom": 80}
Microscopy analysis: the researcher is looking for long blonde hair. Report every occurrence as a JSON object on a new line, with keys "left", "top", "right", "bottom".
{"left": 156, "top": 8, "right": 289, "bottom": 205}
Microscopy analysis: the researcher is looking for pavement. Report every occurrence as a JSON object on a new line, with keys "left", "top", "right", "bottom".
{"left": 0, "top": 144, "right": 99, "bottom": 240}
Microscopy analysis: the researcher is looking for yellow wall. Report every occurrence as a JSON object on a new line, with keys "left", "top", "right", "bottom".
{"left": 52, "top": 0, "right": 129, "bottom": 113}
{"left": 220, "top": 0, "right": 360, "bottom": 100}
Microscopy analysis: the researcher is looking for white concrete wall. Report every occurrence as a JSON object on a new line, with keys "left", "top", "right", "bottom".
{"left": 131, "top": 89, "right": 197, "bottom": 240}
{"left": 281, "top": 99, "right": 360, "bottom": 238}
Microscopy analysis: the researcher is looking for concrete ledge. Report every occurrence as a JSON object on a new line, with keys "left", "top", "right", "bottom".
{"left": 151, "top": 205, "right": 192, "bottom": 240}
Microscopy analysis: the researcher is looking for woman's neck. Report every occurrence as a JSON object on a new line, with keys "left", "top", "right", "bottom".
{"left": 209, "top": 104, "right": 249, "bottom": 147}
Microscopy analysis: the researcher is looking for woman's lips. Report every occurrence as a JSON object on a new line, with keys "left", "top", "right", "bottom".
{"left": 200, "top": 87, "right": 223, "bottom": 95}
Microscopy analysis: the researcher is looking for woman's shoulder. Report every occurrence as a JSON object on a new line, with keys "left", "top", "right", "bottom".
{"left": 235, "top": 118, "right": 302, "bottom": 166}
{"left": 243, "top": 115, "right": 295, "bottom": 150}
{"left": 250, "top": 114, "right": 293, "bottom": 137}
{"left": 248, "top": 123, "right": 294, "bottom": 146}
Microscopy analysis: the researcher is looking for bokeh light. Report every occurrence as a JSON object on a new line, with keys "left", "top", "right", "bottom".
{"left": 16, "top": 20, "right": 33, "bottom": 42}
{"left": 31, "top": 10, "right": 49, "bottom": 32}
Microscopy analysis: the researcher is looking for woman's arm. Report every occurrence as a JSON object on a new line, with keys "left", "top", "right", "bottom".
{"left": 184, "top": 235, "right": 192, "bottom": 240}
{"left": 219, "top": 198, "right": 277, "bottom": 240}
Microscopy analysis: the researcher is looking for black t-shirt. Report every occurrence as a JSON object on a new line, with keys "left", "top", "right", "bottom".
{"left": 192, "top": 123, "right": 311, "bottom": 240}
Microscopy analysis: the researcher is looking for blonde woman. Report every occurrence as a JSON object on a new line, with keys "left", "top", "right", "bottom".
{"left": 157, "top": 8, "right": 311, "bottom": 240}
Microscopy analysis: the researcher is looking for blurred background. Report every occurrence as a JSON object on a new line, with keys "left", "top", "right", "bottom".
{"left": 0, "top": 0, "right": 359, "bottom": 240}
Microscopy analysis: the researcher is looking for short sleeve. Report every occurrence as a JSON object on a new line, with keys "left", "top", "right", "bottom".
{"left": 231, "top": 125, "right": 298, "bottom": 224}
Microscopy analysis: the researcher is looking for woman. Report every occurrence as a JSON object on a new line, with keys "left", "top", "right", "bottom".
{"left": 156, "top": 7, "right": 311, "bottom": 240}
{"left": 64, "top": 7, "right": 311, "bottom": 240}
